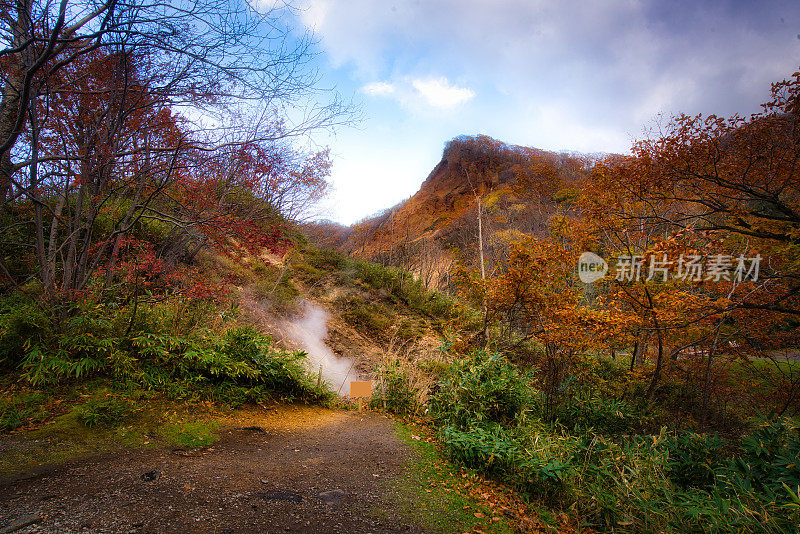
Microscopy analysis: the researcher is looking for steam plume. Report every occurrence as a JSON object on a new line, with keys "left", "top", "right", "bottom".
{"left": 280, "top": 300, "right": 358, "bottom": 393}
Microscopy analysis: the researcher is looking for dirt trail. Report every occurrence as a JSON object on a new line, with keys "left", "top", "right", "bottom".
{"left": 0, "top": 406, "right": 423, "bottom": 533}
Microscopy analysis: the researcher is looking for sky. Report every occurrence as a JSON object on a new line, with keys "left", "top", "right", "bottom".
{"left": 269, "top": 0, "right": 800, "bottom": 225}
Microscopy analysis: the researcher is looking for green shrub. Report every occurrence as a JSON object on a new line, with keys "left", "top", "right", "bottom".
{"left": 423, "top": 292, "right": 460, "bottom": 318}
{"left": 429, "top": 349, "right": 530, "bottom": 429}
{"left": 305, "top": 246, "right": 348, "bottom": 272}
{"left": 440, "top": 423, "right": 523, "bottom": 476}
{"left": 190, "top": 327, "right": 332, "bottom": 403}
{"left": 251, "top": 349, "right": 330, "bottom": 402}
{"left": 662, "top": 431, "right": 726, "bottom": 489}
{"left": 344, "top": 298, "right": 393, "bottom": 334}
{"left": 292, "top": 262, "right": 327, "bottom": 284}
{"left": 77, "top": 396, "right": 133, "bottom": 427}
{"left": 352, "top": 259, "right": 459, "bottom": 319}
{"left": 424, "top": 346, "right": 800, "bottom": 532}
{"left": 0, "top": 294, "right": 331, "bottom": 407}
{"left": 250, "top": 272, "right": 298, "bottom": 307}
{"left": 396, "top": 317, "right": 426, "bottom": 341}
{"left": 551, "top": 394, "right": 641, "bottom": 435}
{"left": 372, "top": 361, "right": 418, "bottom": 415}
{"left": 724, "top": 417, "right": 800, "bottom": 504}
{"left": 0, "top": 296, "right": 49, "bottom": 369}
{"left": 210, "top": 382, "right": 265, "bottom": 408}
{"left": 565, "top": 433, "right": 673, "bottom": 529}
{"left": 0, "top": 391, "right": 48, "bottom": 431}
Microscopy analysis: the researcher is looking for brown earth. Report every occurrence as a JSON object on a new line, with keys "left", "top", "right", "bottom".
{"left": 0, "top": 406, "right": 424, "bottom": 534}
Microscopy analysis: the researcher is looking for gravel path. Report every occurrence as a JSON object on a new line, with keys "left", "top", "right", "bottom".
{"left": 0, "top": 408, "right": 423, "bottom": 533}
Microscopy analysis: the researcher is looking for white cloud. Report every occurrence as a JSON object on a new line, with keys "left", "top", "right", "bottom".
{"left": 360, "top": 81, "right": 395, "bottom": 96}
{"left": 359, "top": 76, "right": 475, "bottom": 113}
{"left": 299, "top": 0, "right": 800, "bottom": 145}
{"left": 299, "top": 0, "right": 329, "bottom": 30}
{"left": 360, "top": 77, "right": 475, "bottom": 111}
{"left": 411, "top": 77, "right": 475, "bottom": 109}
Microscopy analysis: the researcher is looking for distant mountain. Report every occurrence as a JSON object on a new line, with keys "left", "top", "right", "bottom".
{"left": 305, "top": 135, "right": 599, "bottom": 289}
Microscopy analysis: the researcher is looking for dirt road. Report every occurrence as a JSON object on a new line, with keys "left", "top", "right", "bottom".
{"left": 0, "top": 406, "right": 424, "bottom": 533}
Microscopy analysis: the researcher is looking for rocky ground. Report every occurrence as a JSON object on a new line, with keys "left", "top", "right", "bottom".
{"left": 0, "top": 407, "right": 424, "bottom": 534}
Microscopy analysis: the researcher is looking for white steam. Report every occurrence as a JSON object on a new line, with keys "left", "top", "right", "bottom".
{"left": 280, "top": 300, "right": 358, "bottom": 394}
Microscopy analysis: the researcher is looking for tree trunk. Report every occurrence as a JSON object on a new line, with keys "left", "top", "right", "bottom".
{"left": 630, "top": 334, "right": 646, "bottom": 371}
{"left": 477, "top": 195, "right": 485, "bottom": 280}
{"left": 0, "top": 53, "right": 26, "bottom": 204}
{"left": 646, "top": 328, "right": 664, "bottom": 399}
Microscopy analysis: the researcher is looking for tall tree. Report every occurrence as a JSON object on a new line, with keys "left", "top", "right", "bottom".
{"left": 0, "top": 1, "right": 349, "bottom": 295}
{"left": 0, "top": 0, "right": 349, "bottom": 205}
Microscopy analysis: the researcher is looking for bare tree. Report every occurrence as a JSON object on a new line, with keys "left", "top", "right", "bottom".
{"left": 0, "top": 0, "right": 352, "bottom": 294}
{"left": 0, "top": 0, "right": 350, "bottom": 204}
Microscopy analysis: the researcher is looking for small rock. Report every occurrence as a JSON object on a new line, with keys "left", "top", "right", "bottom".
{"left": 141, "top": 470, "right": 160, "bottom": 482}
{"left": 410, "top": 434, "right": 421, "bottom": 440}
{"left": 317, "top": 489, "right": 346, "bottom": 505}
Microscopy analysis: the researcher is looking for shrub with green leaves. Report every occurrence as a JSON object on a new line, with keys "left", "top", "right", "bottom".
{"left": 440, "top": 423, "right": 524, "bottom": 477}
{"left": 662, "top": 431, "right": 726, "bottom": 489}
{"left": 429, "top": 349, "right": 530, "bottom": 429}
{"left": 422, "top": 346, "right": 800, "bottom": 531}
{"left": 181, "top": 327, "right": 331, "bottom": 403}
{"left": 0, "top": 391, "right": 48, "bottom": 431}
{"left": 77, "top": 396, "right": 133, "bottom": 427}
{"left": 0, "top": 292, "right": 331, "bottom": 412}
{"left": 372, "top": 360, "right": 418, "bottom": 415}
{"left": 0, "top": 297, "right": 49, "bottom": 369}
{"left": 344, "top": 297, "right": 393, "bottom": 335}
{"left": 724, "top": 417, "right": 800, "bottom": 504}
{"left": 550, "top": 394, "right": 641, "bottom": 435}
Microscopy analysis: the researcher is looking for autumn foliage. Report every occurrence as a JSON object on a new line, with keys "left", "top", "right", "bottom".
{"left": 441, "top": 69, "right": 800, "bottom": 424}
{"left": 0, "top": 44, "right": 332, "bottom": 302}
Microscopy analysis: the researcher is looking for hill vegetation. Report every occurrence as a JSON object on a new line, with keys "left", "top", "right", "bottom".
{"left": 1, "top": 7, "right": 799, "bottom": 529}
{"left": 313, "top": 69, "right": 800, "bottom": 532}
{"left": 307, "top": 135, "right": 593, "bottom": 290}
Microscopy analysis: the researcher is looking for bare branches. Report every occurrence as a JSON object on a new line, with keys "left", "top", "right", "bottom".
{"left": 0, "top": 1, "right": 351, "bottom": 296}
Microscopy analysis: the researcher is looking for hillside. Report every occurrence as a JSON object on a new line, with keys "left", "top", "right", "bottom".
{"left": 308, "top": 135, "right": 596, "bottom": 289}
{"left": 2, "top": 67, "right": 800, "bottom": 534}
{"left": 1, "top": 0, "right": 798, "bottom": 531}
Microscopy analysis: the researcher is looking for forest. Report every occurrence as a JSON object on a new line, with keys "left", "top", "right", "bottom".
{"left": 0, "top": 0, "right": 799, "bottom": 532}
{"left": 322, "top": 73, "right": 800, "bottom": 532}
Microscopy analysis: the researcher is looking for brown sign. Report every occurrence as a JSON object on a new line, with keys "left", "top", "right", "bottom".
{"left": 349, "top": 380, "right": 373, "bottom": 398}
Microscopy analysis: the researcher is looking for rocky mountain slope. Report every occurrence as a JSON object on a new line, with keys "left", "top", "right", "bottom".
{"left": 307, "top": 135, "right": 597, "bottom": 289}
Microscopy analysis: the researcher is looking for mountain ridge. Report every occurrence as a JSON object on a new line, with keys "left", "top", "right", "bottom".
{"left": 305, "top": 134, "right": 598, "bottom": 289}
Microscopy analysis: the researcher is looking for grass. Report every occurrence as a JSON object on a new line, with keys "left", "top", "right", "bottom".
{"left": 392, "top": 421, "right": 518, "bottom": 534}
{"left": 295, "top": 242, "right": 471, "bottom": 324}
{"left": 0, "top": 393, "right": 222, "bottom": 480}
{"left": 159, "top": 419, "right": 220, "bottom": 448}
{"left": 737, "top": 357, "right": 798, "bottom": 375}
{"left": 0, "top": 390, "right": 50, "bottom": 431}
{"left": 76, "top": 394, "right": 134, "bottom": 427}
